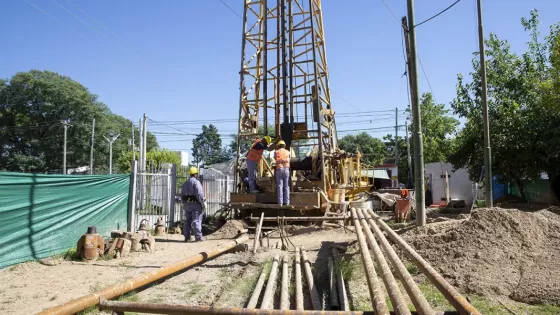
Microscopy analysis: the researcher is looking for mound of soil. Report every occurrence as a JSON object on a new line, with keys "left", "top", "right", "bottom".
{"left": 402, "top": 208, "right": 560, "bottom": 305}
{"left": 210, "top": 220, "right": 246, "bottom": 239}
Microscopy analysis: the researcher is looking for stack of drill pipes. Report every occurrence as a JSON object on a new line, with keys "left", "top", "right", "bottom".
{"left": 350, "top": 207, "right": 389, "bottom": 315}
{"left": 260, "top": 254, "right": 280, "bottom": 309}
{"left": 363, "top": 210, "right": 434, "bottom": 315}
{"left": 281, "top": 256, "right": 290, "bottom": 310}
{"left": 246, "top": 263, "right": 270, "bottom": 309}
{"left": 253, "top": 212, "right": 265, "bottom": 254}
{"left": 328, "top": 255, "right": 340, "bottom": 310}
{"left": 300, "top": 246, "right": 322, "bottom": 310}
{"left": 332, "top": 248, "right": 349, "bottom": 311}
{"left": 295, "top": 248, "right": 304, "bottom": 311}
{"left": 368, "top": 210, "right": 481, "bottom": 315}
{"left": 356, "top": 208, "right": 410, "bottom": 315}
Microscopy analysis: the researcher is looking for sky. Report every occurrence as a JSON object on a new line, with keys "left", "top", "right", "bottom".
{"left": 1, "top": 0, "right": 559, "bottom": 154}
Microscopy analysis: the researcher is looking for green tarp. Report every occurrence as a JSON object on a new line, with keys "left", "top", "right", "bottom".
{"left": 0, "top": 172, "right": 130, "bottom": 269}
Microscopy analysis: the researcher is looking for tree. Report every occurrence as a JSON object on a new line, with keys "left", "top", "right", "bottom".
{"left": 117, "top": 149, "right": 181, "bottom": 173}
{"left": 192, "top": 124, "right": 228, "bottom": 166}
{"left": 339, "top": 132, "right": 388, "bottom": 166}
{"left": 0, "top": 70, "right": 158, "bottom": 173}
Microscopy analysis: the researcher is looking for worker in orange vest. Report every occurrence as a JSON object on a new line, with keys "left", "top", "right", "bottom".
{"left": 274, "top": 140, "right": 291, "bottom": 205}
{"left": 247, "top": 135, "right": 272, "bottom": 193}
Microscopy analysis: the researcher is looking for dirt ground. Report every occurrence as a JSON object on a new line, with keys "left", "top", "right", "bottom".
{"left": 1, "top": 208, "right": 560, "bottom": 315}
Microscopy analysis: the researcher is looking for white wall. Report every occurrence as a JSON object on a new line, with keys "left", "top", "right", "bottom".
{"left": 425, "top": 162, "right": 484, "bottom": 205}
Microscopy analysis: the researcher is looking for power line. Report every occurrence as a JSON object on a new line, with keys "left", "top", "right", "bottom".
{"left": 65, "top": 0, "right": 122, "bottom": 40}
{"left": 417, "top": 56, "right": 437, "bottom": 103}
{"left": 379, "top": 0, "right": 402, "bottom": 24}
{"left": 23, "top": 0, "right": 102, "bottom": 48}
{"left": 218, "top": 0, "right": 243, "bottom": 20}
{"left": 331, "top": 90, "right": 362, "bottom": 111}
{"left": 415, "top": 0, "right": 461, "bottom": 28}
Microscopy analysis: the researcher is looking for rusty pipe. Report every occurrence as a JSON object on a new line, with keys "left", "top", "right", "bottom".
{"left": 356, "top": 208, "right": 410, "bottom": 315}
{"left": 281, "top": 256, "right": 290, "bottom": 310}
{"left": 300, "top": 247, "right": 321, "bottom": 310}
{"left": 363, "top": 210, "right": 435, "bottom": 315}
{"left": 328, "top": 255, "right": 339, "bottom": 310}
{"left": 368, "top": 210, "right": 481, "bottom": 315}
{"left": 295, "top": 247, "right": 304, "bottom": 311}
{"left": 250, "top": 216, "right": 347, "bottom": 221}
{"left": 38, "top": 235, "right": 249, "bottom": 315}
{"left": 99, "top": 297, "right": 462, "bottom": 315}
{"left": 350, "top": 208, "right": 389, "bottom": 315}
{"left": 260, "top": 253, "right": 280, "bottom": 309}
{"left": 332, "top": 248, "right": 349, "bottom": 311}
{"left": 246, "top": 262, "right": 269, "bottom": 309}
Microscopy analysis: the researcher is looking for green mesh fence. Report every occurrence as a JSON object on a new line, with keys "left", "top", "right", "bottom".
{"left": 0, "top": 172, "right": 130, "bottom": 269}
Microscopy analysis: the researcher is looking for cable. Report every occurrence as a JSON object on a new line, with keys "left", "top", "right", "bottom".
{"left": 218, "top": 0, "right": 243, "bottom": 20}
{"left": 417, "top": 55, "right": 437, "bottom": 103}
{"left": 379, "top": 0, "right": 402, "bottom": 24}
{"left": 331, "top": 91, "right": 362, "bottom": 111}
{"left": 414, "top": 0, "right": 461, "bottom": 28}
{"left": 65, "top": 0, "right": 122, "bottom": 40}
{"left": 23, "top": 0, "right": 102, "bottom": 48}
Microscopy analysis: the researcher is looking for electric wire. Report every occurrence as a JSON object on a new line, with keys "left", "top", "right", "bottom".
{"left": 414, "top": 0, "right": 461, "bottom": 28}
{"left": 65, "top": 0, "right": 122, "bottom": 40}
{"left": 218, "top": 0, "right": 243, "bottom": 20}
{"left": 379, "top": 0, "right": 402, "bottom": 24}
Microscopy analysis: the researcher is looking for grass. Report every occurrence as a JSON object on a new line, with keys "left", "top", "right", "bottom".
{"left": 116, "top": 291, "right": 139, "bottom": 302}
{"left": 417, "top": 282, "right": 453, "bottom": 311}
{"left": 404, "top": 262, "right": 421, "bottom": 276}
{"left": 184, "top": 283, "right": 205, "bottom": 298}
{"left": 55, "top": 248, "right": 79, "bottom": 261}
{"left": 336, "top": 255, "right": 362, "bottom": 282}
{"left": 76, "top": 306, "right": 97, "bottom": 315}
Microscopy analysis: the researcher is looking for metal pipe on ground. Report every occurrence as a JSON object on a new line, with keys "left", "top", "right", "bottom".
{"left": 38, "top": 235, "right": 249, "bottom": 315}
{"left": 253, "top": 212, "right": 265, "bottom": 254}
{"left": 260, "top": 253, "right": 280, "bottom": 309}
{"left": 295, "top": 247, "right": 304, "bottom": 311}
{"left": 300, "top": 246, "right": 322, "bottom": 310}
{"left": 246, "top": 262, "right": 270, "bottom": 309}
{"left": 238, "top": 228, "right": 248, "bottom": 234}
{"left": 350, "top": 208, "right": 389, "bottom": 315}
{"left": 281, "top": 256, "right": 290, "bottom": 310}
{"left": 368, "top": 210, "right": 481, "bottom": 315}
{"left": 356, "top": 208, "right": 410, "bottom": 315}
{"left": 328, "top": 255, "right": 340, "bottom": 310}
{"left": 250, "top": 216, "right": 347, "bottom": 221}
{"left": 99, "top": 298, "right": 461, "bottom": 315}
{"left": 363, "top": 210, "right": 435, "bottom": 315}
{"left": 332, "top": 248, "right": 349, "bottom": 311}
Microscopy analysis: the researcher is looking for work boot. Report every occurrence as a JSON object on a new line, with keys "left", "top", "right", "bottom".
{"left": 184, "top": 237, "right": 192, "bottom": 242}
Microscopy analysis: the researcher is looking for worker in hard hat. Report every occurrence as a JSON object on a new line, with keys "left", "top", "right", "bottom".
{"left": 274, "top": 140, "right": 291, "bottom": 205}
{"left": 246, "top": 135, "right": 272, "bottom": 193}
{"left": 180, "top": 166, "right": 207, "bottom": 242}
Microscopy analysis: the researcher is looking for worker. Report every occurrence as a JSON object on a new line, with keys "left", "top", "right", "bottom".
{"left": 274, "top": 140, "right": 291, "bottom": 205}
{"left": 246, "top": 135, "right": 272, "bottom": 193}
{"left": 180, "top": 166, "right": 207, "bottom": 242}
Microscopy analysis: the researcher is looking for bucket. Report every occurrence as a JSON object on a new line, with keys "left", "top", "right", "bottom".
{"left": 329, "top": 189, "right": 346, "bottom": 203}
{"left": 349, "top": 200, "right": 373, "bottom": 211}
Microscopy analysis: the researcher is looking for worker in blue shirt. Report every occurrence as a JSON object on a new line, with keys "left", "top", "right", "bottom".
{"left": 180, "top": 166, "right": 207, "bottom": 242}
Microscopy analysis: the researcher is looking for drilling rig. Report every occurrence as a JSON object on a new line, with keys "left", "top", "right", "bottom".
{"left": 229, "top": 0, "right": 371, "bottom": 217}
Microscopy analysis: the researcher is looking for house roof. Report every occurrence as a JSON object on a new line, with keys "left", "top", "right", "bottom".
{"left": 361, "top": 169, "right": 390, "bottom": 180}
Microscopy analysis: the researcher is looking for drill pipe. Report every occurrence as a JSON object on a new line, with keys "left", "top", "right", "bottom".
{"left": 295, "top": 247, "right": 305, "bottom": 311}
{"left": 350, "top": 208, "right": 389, "bottom": 315}
{"left": 38, "top": 235, "right": 249, "bottom": 315}
{"left": 332, "top": 248, "right": 349, "bottom": 311}
{"left": 260, "top": 254, "right": 280, "bottom": 309}
{"left": 328, "top": 255, "right": 340, "bottom": 310}
{"left": 368, "top": 210, "right": 481, "bottom": 315}
{"left": 363, "top": 210, "right": 435, "bottom": 315}
{"left": 281, "top": 256, "right": 290, "bottom": 310}
{"left": 99, "top": 297, "right": 462, "bottom": 315}
{"left": 253, "top": 212, "right": 265, "bottom": 254}
{"left": 246, "top": 263, "right": 269, "bottom": 309}
{"left": 300, "top": 247, "right": 322, "bottom": 310}
{"left": 357, "top": 208, "right": 410, "bottom": 315}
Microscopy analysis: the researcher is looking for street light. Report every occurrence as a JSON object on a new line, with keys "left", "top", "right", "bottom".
{"left": 103, "top": 131, "right": 120, "bottom": 174}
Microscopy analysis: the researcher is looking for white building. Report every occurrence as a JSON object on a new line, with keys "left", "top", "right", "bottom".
{"left": 173, "top": 151, "right": 189, "bottom": 166}
{"left": 425, "top": 162, "right": 484, "bottom": 206}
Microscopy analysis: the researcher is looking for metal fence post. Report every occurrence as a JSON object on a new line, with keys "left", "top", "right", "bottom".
{"left": 169, "top": 164, "right": 177, "bottom": 229}
{"left": 128, "top": 160, "right": 138, "bottom": 232}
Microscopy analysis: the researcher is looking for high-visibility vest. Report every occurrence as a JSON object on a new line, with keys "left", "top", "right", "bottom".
{"left": 247, "top": 139, "right": 264, "bottom": 161}
{"left": 275, "top": 148, "right": 290, "bottom": 169}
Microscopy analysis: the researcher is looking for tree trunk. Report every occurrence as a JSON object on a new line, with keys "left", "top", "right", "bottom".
{"left": 515, "top": 178, "right": 528, "bottom": 202}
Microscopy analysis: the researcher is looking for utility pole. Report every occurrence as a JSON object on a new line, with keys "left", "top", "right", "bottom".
{"left": 142, "top": 114, "right": 147, "bottom": 170}
{"left": 103, "top": 131, "right": 120, "bottom": 174}
{"left": 477, "top": 0, "right": 493, "bottom": 207}
{"left": 406, "top": 0, "right": 426, "bottom": 226}
{"left": 405, "top": 119, "right": 413, "bottom": 188}
{"left": 138, "top": 119, "right": 144, "bottom": 172}
{"left": 402, "top": 16, "right": 416, "bottom": 124}
{"left": 62, "top": 120, "right": 71, "bottom": 174}
{"left": 130, "top": 121, "right": 135, "bottom": 167}
{"left": 89, "top": 118, "right": 95, "bottom": 175}
{"left": 395, "top": 107, "right": 399, "bottom": 187}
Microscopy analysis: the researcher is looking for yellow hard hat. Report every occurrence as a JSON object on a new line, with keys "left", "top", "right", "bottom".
{"left": 188, "top": 166, "right": 199, "bottom": 175}
{"left": 263, "top": 135, "right": 272, "bottom": 144}
{"left": 277, "top": 140, "right": 286, "bottom": 146}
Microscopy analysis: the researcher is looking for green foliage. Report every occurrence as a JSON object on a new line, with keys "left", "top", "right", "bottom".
{"left": 339, "top": 132, "right": 388, "bottom": 166}
{"left": 449, "top": 10, "right": 560, "bottom": 198}
{"left": 0, "top": 70, "right": 158, "bottom": 173}
{"left": 192, "top": 124, "right": 229, "bottom": 166}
